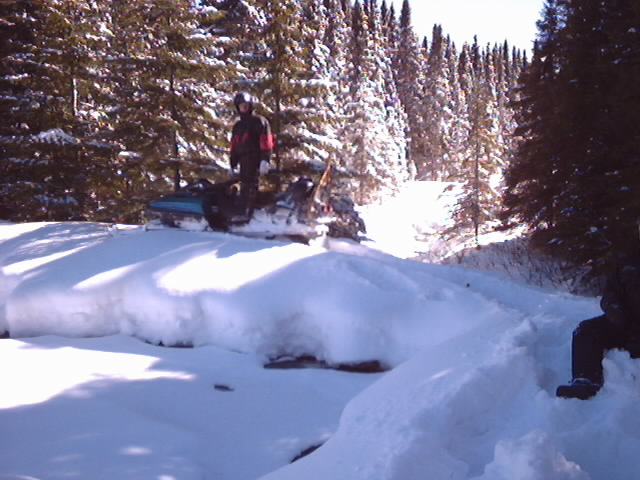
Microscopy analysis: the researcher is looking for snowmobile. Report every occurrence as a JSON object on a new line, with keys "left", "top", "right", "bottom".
{"left": 145, "top": 175, "right": 366, "bottom": 243}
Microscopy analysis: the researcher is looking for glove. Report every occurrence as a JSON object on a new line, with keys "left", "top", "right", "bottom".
{"left": 259, "top": 160, "right": 270, "bottom": 176}
{"left": 229, "top": 167, "right": 237, "bottom": 177}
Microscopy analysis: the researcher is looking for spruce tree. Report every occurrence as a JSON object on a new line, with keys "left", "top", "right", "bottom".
{"left": 537, "top": 0, "right": 617, "bottom": 267}
{"left": 394, "top": 0, "right": 425, "bottom": 177}
{"left": 587, "top": 0, "right": 640, "bottom": 255}
{"left": 367, "top": 0, "right": 411, "bottom": 191}
{"left": 442, "top": 39, "right": 469, "bottom": 181}
{"left": 1, "top": 0, "right": 105, "bottom": 221}
{"left": 504, "top": 0, "right": 640, "bottom": 276}
{"left": 298, "top": 0, "right": 345, "bottom": 168}
{"left": 244, "top": 0, "right": 336, "bottom": 187}
{"left": 420, "top": 24, "right": 453, "bottom": 181}
{"left": 0, "top": 0, "right": 41, "bottom": 219}
{"left": 97, "top": 0, "right": 230, "bottom": 221}
{"left": 320, "top": 0, "right": 353, "bottom": 161}
{"left": 503, "top": 0, "right": 563, "bottom": 235}
{"left": 338, "top": 0, "right": 409, "bottom": 201}
{"left": 450, "top": 39, "right": 501, "bottom": 244}
{"left": 0, "top": 0, "right": 534, "bottom": 224}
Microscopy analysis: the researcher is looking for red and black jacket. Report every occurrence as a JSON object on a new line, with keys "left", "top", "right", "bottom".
{"left": 230, "top": 113, "right": 274, "bottom": 174}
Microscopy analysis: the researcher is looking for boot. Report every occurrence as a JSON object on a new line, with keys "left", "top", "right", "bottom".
{"left": 556, "top": 378, "right": 602, "bottom": 400}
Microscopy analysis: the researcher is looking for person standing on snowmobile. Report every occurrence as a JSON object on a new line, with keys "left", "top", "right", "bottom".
{"left": 229, "top": 92, "right": 274, "bottom": 221}
{"left": 556, "top": 224, "right": 640, "bottom": 400}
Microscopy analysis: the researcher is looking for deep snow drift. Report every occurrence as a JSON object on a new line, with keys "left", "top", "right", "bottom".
{"left": 1, "top": 182, "right": 639, "bottom": 480}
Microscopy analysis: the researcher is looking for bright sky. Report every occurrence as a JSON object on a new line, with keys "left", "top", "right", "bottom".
{"left": 391, "top": 0, "right": 544, "bottom": 52}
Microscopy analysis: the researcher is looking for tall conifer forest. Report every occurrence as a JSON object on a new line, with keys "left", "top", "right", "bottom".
{"left": 504, "top": 0, "right": 640, "bottom": 275}
{"left": 1, "top": 0, "right": 639, "bottom": 276}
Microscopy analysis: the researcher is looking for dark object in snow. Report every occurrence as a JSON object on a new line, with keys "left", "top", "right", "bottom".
{"left": 143, "top": 339, "right": 194, "bottom": 348}
{"left": 290, "top": 442, "right": 324, "bottom": 463}
{"left": 0, "top": 330, "right": 10, "bottom": 339}
{"left": 264, "top": 354, "right": 326, "bottom": 369}
{"left": 264, "top": 354, "right": 388, "bottom": 373}
{"left": 557, "top": 250, "right": 640, "bottom": 399}
{"left": 145, "top": 176, "right": 366, "bottom": 243}
{"left": 336, "top": 359, "right": 388, "bottom": 373}
{"left": 556, "top": 378, "right": 601, "bottom": 400}
{"left": 213, "top": 384, "right": 234, "bottom": 392}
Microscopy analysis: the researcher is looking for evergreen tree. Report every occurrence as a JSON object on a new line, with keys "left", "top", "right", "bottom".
{"left": 503, "top": 0, "right": 563, "bottom": 235}
{"left": 299, "top": 0, "right": 352, "bottom": 171}
{"left": 246, "top": 0, "right": 336, "bottom": 185}
{"left": 379, "top": 0, "right": 397, "bottom": 48}
{"left": 394, "top": 0, "right": 425, "bottom": 177}
{"left": 319, "top": 0, "right": 353, "bottom": 159}
{"left": 550, "top": 0, "right": 609, "bottom": 258}
{"left": 450, "top": 39, "right": 501, "bottom": 243}
{"left": 420, "top": 24, "right": 452, "bottom": 180}
{"left": 1, "top": 0, "right": 106, "bottom": 221}
{"left": 599, "top": 0, "right": 640, "bottom": 244}
{"left": 0, "top": 0, "right": 41, "bottom": 219}
{"left": 367, "top": 0, "right": 411, "bottom": 191}
{"left": 580, "top": 0, "right": 640, "bottom": 256}
{"left": 91, "top": 0, "right": 152, "bottom": 221}
{"left": 97, "top": 0, "right": 229, "bottom": 221}
{"left": 442, "top": 39, "right": 469, "bottom": 180}
{"left": 491, "top": 42, "right": 517, "bottom": 165}
{"left": 504, "top": 0, "right": 640, "bottom": 276}
{"left": 338, "top": 0, "right": 409, "bottom": 201}
{"left": 0, "top": 0, "right": 532, "bottom": 225}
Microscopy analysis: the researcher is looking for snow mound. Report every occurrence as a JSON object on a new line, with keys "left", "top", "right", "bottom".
{"left": 0, "top": 222, "right": 524, "bottom": 367}
{"left": 2, "top": 219, "right": 640, "bottom": 480}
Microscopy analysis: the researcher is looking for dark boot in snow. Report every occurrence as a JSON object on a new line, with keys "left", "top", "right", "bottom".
{"left": 556, "top": 378, "right": 602, "bottom": 400}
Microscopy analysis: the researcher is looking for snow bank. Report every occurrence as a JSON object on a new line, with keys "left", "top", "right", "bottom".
{"left": 1, "top": 222, "right": 522, "bottom": 367}
{"left": 3, "top": 220, "right": 640, "bottom": 480}
{"left": 261, "top": 315, "right": 640, "bottom": 480}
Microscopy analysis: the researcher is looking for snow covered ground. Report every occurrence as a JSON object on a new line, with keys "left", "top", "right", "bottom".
{"left": 1, "top": 182, "right": 639, "bottom": 480}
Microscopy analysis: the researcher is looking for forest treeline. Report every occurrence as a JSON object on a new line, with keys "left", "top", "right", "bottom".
{"left": 1, "top": 0, "right": 639, "bottom": 277}
{"left": 0, "top": 0, "right": 525, "bottom": 223}
{"left": 505, "top": 0, "right": 640, "bottom": 275}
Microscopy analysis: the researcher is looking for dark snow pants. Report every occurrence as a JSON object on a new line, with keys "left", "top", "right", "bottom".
{"left": 572, "top": 315, "right": 640, "bottom": 384}
{"left": 239, "top": 157, "right": 260, "bottom": 215}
